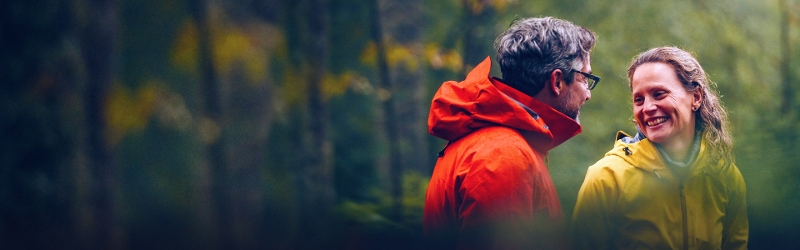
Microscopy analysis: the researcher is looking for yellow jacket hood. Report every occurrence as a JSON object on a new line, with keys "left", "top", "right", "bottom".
{"left": 605, "top": 131, "right": 729, "bottom": 179}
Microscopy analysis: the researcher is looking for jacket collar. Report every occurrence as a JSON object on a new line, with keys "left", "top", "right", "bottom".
{"left": 491, "top": 77, "right": 582, "bottom": 152}
{"left": 610, "top": 131, "right": 712, "bottom": 179}
{"left": 427, "top": 56, "right": 582, "bottom": 152}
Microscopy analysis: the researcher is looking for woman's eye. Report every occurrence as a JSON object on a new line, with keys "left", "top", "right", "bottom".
{"left": 654, "top": 91, "right": 666, "bottom": 99}
{"left": 633, "top": 97, "right": 643, "bottom": 105}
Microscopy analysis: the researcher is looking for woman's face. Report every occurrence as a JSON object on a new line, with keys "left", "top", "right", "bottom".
{"left": 631, "top": 62, "right": 701, "bottom": 151}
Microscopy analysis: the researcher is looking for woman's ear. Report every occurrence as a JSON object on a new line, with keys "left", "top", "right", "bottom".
{"left": 692, "top": 88, "right": 703, "bottom": 110}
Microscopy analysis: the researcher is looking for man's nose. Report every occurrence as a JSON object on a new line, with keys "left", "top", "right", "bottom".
{"left": 585, "top": 88, "right": 591, "bottom": 100}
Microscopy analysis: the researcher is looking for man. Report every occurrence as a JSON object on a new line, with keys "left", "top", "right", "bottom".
{"left": 423, "top": 17, "right": 598, "bottom": 249}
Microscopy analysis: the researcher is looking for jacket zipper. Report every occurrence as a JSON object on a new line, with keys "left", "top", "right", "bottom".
{"left": 680, "top": 183, "right": 688, "bottom": 250}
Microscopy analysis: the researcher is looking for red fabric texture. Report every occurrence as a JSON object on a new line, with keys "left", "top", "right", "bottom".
{"left": 423, "top": 57, "right": 581, "bottom": 249}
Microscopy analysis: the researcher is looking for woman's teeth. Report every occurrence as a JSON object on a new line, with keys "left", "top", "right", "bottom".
{"left": 647, "top": 117, "right": 667, "bottom": 127}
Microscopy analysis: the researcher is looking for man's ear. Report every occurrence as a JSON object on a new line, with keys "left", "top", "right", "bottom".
{"left": 548, "top": 69, "right": 565, "bottom": 96}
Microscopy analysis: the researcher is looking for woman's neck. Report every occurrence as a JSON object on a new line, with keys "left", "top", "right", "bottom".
{"left": 663, "top": 142, "right": 691, "bottom": 162}
{"left": 657, "top": 130, "right": 702, "bottom": 166}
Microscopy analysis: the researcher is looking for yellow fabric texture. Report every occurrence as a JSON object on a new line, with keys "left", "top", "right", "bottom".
{"left": 572, "top": 131, "right": 748, "bottom": 250}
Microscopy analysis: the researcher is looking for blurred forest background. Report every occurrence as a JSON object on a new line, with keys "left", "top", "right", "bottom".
{"left": 2, "top": 0, "right": 799, "bottom": 249}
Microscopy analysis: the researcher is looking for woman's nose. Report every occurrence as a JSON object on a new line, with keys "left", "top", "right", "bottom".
{"left": 643, "top": 99, "right": 657, "bottom": 112}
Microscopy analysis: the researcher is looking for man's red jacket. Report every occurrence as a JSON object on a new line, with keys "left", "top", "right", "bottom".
{"left": 423, "top": 57, "right": 582, "bottom": 249}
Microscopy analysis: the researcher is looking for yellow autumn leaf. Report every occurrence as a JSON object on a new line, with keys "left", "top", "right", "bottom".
{"left": 323, "top": 71, "right": 355, "bottom": 101}
{"left": 106, "top": 84, "right": 134, "bottom": 144}
{"left": 283, "top": 66, "right": 307, "bottom": 105}
{"left": 424, "top": 43, "right": 463, "bottom": 73}
{"left": 105, "top": 82, "right": 162, "bottom": 144}
{"left": 361, "top": 41, "right": 420, "bottom": 71}
{"left": 491, "top": 0, "right": 515, "bottom": 11}
{"left": 242, "top": 23, "right": 284, "bottom": 85}
{"left": 170, "top": 19, "right": 200, "bottom": 71}
{"left": 213, "top": 28, "right": 252, "bottom": 74}
{"left": 360, "top": 41, "right": 378, "bottom": 66}
{"left": 467, "top": 0, "right": 484, "bottom": 15}
{"left": 386, "top": 42, "right": 420, "bottom": 71}
{"left": 171, "top": 16, "right": 275, "bottom": 86}
{"left": 443, "top": 50, "right": 464, "bottom": 72}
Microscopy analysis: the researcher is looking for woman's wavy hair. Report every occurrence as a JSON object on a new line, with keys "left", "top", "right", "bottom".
{"left": 627, "top": 47, "right": 734, "bottom": 166}
{"left": 495, "top": 17, "right": 596, "bottom": 97}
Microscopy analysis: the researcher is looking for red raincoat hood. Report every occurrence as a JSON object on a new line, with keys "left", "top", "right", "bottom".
{"left": 428, "top": 57, "right": 582, "bottom": 151}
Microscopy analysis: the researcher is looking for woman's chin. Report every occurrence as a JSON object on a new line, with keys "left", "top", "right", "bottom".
{"left": 644, "top": 130, "right": 669, "bottom": 145}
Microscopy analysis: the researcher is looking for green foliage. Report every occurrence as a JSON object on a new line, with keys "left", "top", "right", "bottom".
{"left": 401, "top": 171, "right": 428, "bottom": 223}
{"left": 332, "top": 171, "right": 428, "bottom": 248}
{"left": 6, "top": 0, "right": 800, "bottom": 249}
{"left": 334, "top": 172, "right": 427, "bottom": 227}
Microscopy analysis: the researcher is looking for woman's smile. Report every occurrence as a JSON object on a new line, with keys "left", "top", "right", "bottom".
{"left": 645, "top": 117, "right": 668, "bottom": 127}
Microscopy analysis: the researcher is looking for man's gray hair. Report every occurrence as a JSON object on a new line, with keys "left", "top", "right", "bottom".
{"left": 494, "top": 17, "right": 596, "bottom": 97}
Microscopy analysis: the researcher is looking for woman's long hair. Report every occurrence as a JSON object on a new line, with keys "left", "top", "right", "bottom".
{"left": 627, "top": 47, "right": 733, "bottom": 166}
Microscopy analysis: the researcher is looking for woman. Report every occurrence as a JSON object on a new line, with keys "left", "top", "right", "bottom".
{"left": 571, "top": 47, "right": 748, "bottom": 250}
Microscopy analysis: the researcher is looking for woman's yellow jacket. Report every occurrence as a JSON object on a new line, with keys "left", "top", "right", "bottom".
{"left": 572, "top": 131, "right": 748, "bottom": 250}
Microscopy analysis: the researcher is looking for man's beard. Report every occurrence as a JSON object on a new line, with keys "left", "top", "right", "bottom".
{"left": 555, "top": 89, "right": 581, "bottom": 123}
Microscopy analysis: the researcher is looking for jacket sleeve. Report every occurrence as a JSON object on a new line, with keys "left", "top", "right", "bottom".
{"left": 455, "top": 153, "right": 561, "bottom": 250}
{"left": 721, "top": 164, "right": 748, "bottom": 250}
{"left": 571, "top": 159, "right": 620, "bottom": 250}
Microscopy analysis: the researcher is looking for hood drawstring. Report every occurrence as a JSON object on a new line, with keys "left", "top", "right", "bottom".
{"left": 623, "top": 145, "right": 662, "bottom": 179}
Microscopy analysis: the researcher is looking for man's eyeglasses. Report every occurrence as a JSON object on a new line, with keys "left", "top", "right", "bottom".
{"left": 568, "top": 69, "right": 600, "bottom": 90}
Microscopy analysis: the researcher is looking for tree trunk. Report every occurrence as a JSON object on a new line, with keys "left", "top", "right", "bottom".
{"left": 306, "top": 0, "right": 332, "bottom": 205}
{"left": 83, "top": 0, "right": 122, "bottom": 248}
{"left": 460, "top": 0, "right": 496, "bottom": 78}
{"left": 295, "top": 0, "right": 335, "bottom": 247}
{"left": 779, "top": 0, "right": 800, "bottom": 186}
{"left": 370, "top": 0, "right": 404, "bottom": 221}
{"left": 224, "top": 61, "right": 274, "bottom": 250}
{"left": 377, "top": 0, "right": 427, "bottom": 219}
{"left": 385, "top": 0, "right": 429, "bottom": 175}
{"left": 190, "top": 0, "right": 229, "bottom": 247}
{"left": 780, "top": 0, "right": 793, "bottom": 115}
